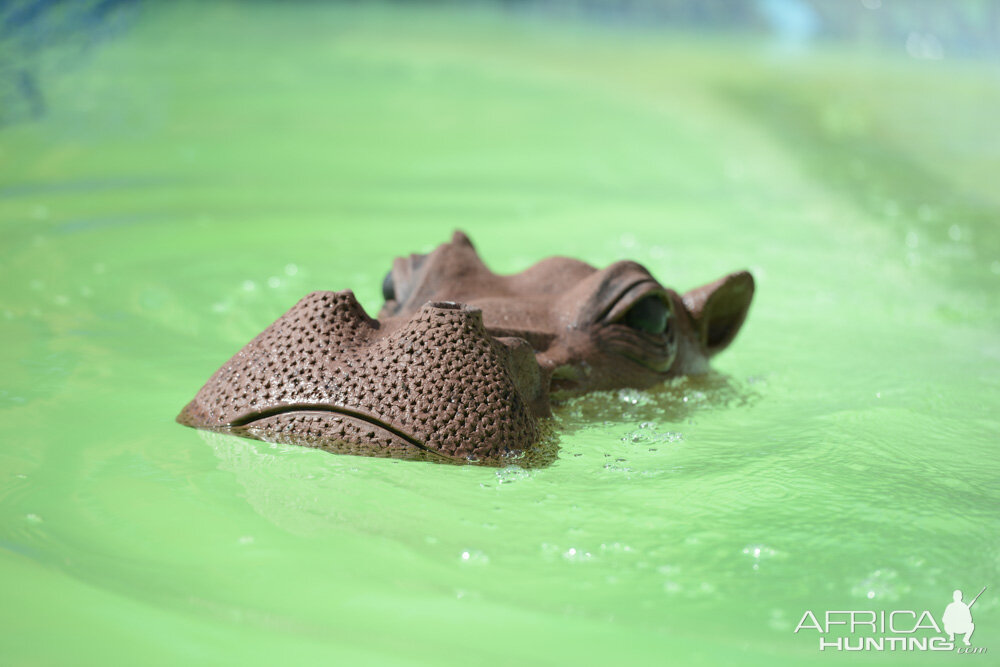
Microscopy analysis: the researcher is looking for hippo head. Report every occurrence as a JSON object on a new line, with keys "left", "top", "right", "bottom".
{"left": 178, "top": 231, "right": 753, "bottom": 465}
{"left": 381, "top": 231, "right": 755, "bottom": 397}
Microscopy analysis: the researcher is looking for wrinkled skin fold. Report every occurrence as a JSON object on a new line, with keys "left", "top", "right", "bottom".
{"left": 178, "top": 231, "right": 754, "bottom": 465}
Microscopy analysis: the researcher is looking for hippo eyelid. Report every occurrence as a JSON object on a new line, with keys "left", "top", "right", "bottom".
{"left": 597, "top": 279, "right": 670, "bottom": 326}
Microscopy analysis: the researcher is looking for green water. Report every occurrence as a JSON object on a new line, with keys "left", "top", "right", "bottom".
{"left": 2, "top": 4, "right": 999, "bottom": 664}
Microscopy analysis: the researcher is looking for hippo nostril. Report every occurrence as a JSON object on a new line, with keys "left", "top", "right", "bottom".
{"left": 418, "top": 301, "right": 486, "bottom": 331}
{"left": 381, "top": 270, "right": 395, "bottom": 302}
{"left": 423, "top": 301, "right": 485, "bottom": 318}
{"left": 426, "top": 301, "right": 463, "bottom": 310}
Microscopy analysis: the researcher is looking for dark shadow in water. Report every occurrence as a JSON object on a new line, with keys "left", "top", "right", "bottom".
{"left": 487, "top": 372, "right": 763, "bottom": 468}
{"left": 0, "top": 0, "right": 142, "bottom": 126}
{"left": 551, "top": 372, "right": 760, "bottom": 439}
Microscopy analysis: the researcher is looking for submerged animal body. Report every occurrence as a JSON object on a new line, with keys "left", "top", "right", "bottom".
{"left": 178, "top": 231, "right": 754, "bottom": 465}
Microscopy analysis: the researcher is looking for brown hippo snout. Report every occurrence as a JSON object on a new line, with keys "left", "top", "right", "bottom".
{"left": 178, "top": 291, "right": 543, "bottom": 464}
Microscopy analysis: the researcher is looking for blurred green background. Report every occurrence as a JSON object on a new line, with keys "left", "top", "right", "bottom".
{"left": 1, "top": 1, "right": 998, "bottom": 665}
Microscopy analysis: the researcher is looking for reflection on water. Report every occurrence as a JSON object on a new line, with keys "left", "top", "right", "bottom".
{"left": 555, "top": 372, "right": 759, "bottom": 428}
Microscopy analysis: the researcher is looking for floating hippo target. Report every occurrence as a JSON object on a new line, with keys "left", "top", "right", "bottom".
{"left": 178, "top": 231, "right": 754, "bottom": 465}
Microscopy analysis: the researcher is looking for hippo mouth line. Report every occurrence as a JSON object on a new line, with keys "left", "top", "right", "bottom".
{"left": 227, "top": 403, "right": 427, "bottom": 451}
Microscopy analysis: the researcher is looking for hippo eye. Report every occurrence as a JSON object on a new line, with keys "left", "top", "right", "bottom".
{"left": 381, "top": 270, "right": 395, "bottom": 302}
{"left": 622, "top": 295, "right": 669, "bottom": 334}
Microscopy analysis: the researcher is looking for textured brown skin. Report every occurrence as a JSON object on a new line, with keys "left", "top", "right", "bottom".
{"left": 178, "top": 231, "right": 754, "bottom": 465}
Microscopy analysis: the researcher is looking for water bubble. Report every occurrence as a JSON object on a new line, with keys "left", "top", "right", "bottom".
{"left": 659, "top": 567, "right": 683, "bottom": 595}
{"left": 237, "top": 536, "right": 254, "bottom": 545}
{"left": 459, "top": 549, "right": 489, "bottom": 565}
{"left": 242, "top": 280, "right": 257, "bottom": 292}
{"left": 618, "top": 388, "right": 652, "bottom": 406}
{"left": 267, "top": 277, "right": 281, "bottom": 289}
{"left": 496, "top": 465, "right": 531, "bottom": 484}
{"left": 741, "top": 544, "right": 779, "bottom": 571}
{"left": 26, "top": 513, "right": 42, "bottom": 524}
{"left": 619, "top": 233, "right": 637, "bottom": 249}
{"left": 541, "top": 542, "right": 561, "bottom": 559}
{"left": 600, "top": 542, "right": 636, "bottom": 555}
{"left": 905, "top": 231, "right": 919, "bottom": 248}
{"left": 563, "top": 547, "right": 593, "bottom": 562}
{"left": 948, "top": 224, "right": 963, "bottom": 241}
{"left": 682, "top": 390, "right": 707, "bottom": 404}
{"left": 621, "top": 422, "right": 683, "bottom": 446}
{"left": 851, "top": 568, "right": 907, "bottom": 602}
{"left": 284, "top": 263, "right": 299, "bottom": 276}
{"left": 602, "top": 458, "right": 632, "bottom": 474}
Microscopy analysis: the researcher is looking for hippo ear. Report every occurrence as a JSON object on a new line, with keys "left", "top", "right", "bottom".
{"left": 451, "top": 229, "right": 475, "bottom": 249}
{"left": 681, "top": 271, "right": 754, "bottom": 357}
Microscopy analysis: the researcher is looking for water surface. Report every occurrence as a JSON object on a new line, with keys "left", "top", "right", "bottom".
{"left": 1, "top": 4, "right": 998, "bottom": 664}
